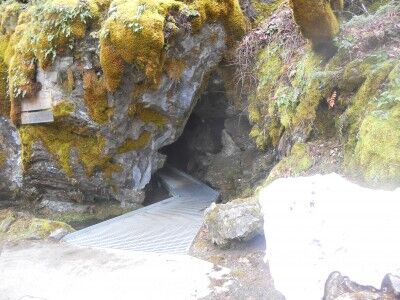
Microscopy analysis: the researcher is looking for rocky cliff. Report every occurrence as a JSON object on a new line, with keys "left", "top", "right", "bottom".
{"left": 0, "top": 0, "right": 247, "bottom": 210}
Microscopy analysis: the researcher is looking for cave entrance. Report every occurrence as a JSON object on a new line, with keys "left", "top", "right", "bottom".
{"left": 156, "top": 71, "right": 272, "bottom": 202}
{"left": 144, "top": 73, "right": 229, "bottom": 206}
{"left": 161, "top": 74, "right": 228, "bottom": 175}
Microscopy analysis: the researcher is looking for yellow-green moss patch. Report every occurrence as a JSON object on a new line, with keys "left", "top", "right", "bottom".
{"left": 352, "top": 104, "right": 400, "bottom": 187}
{"left": 99, "top": 0, "right": 247, "bottom": 90}
{"left": 52, "top": 100, "right": 75, "bottom": 119}
{"left": 19, "top": 123, "right": 115, "bottom": 177}
{"left": 117, "top": 131, "right": 151, "bottom": 154}
{"left": 0, "top": 209, "right": 74, "bottom": 242}
{"left": 128, "top": 103, "right": 168, "bottom": 127}
{"left": 267, "top": 143, "right": 313, "bottom": 183}
{"left": 289, "top": 0, "right": 340, "bottom": 49}
{"left": 83, "top": 70, "right": 111, "bottom": 124}
{"left": 0, "top": 58, "right": 8, "bottom": 118}
{"left": 252, "top": 0, "right": 285, "bottom": 25}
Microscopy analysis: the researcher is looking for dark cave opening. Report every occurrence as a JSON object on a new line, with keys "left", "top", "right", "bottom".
{"left": 160, "top": 77, "right": 228, "bottom": 174}
{"left": 157, "top": 72, "right": 275, "bottom": 202}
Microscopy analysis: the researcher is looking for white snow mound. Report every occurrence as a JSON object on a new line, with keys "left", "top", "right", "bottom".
{"left": 259, "top": 173, "right": 400, "bottom": 299}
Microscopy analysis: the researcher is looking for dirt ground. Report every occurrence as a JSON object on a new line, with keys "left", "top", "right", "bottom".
{"left": 191, "top": 226, "right": 284, "bottom": 300}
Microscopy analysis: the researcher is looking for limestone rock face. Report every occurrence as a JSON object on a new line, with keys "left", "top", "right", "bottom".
{"left": 19, "top": 24, "right": 227, "bottom": 209}
{"left": 0, "top": 117, "right": 22, "bottom": 201}
{"left": 0, "top": 0, "right": 247, "bottom": 211}
{"left": 204, "top": 198, "right": 263, "bottom": 247}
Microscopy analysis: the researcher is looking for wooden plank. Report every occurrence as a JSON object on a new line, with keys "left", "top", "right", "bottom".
{"left": 21, "top": 110, "right": 54, "bottom": 125}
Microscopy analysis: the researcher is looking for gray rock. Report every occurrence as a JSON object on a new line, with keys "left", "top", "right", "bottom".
{"left": 381, "top": 274, "right": 400, "bottom": 297}
{"left": 7, "top": 23, "right": 227, "bottom": 211}
{"left": 220, "top": 129, "right": 240, "bottom": 156}
{"left": 204, "top": 198, "right": 263, "bottom": 248}
{"left": 324, "top": 272, "right": 381, "bottom": 300}
{"left": 0, "top": 117, "right": 22, "bottom": 201}
{"left": 324, "top": 272, "right": 400, "bottom": 300}
{"left": 49, "top": 228, "right": 71, "bottom": 241}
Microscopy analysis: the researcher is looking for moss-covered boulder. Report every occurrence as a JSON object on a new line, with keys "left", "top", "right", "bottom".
{"left": 0, "top": 209, "right": 74, "bottom": 243}
{"left": 0, "top": 0, "right": 247, "bottom": 209}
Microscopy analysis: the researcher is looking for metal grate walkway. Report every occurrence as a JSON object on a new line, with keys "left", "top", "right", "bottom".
{"left": 62, "top": 167, "right": 219, "bottom": 254}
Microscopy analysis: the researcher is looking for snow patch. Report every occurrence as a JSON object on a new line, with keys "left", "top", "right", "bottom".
{"left": 259, "top": 173, "right": 400, "bottom": 299}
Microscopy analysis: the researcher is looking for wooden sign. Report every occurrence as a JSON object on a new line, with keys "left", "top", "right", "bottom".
{"left": 21, "top": 110, "right": 54, "bottom": 125}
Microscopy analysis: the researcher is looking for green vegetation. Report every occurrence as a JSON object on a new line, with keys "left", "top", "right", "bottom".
{"left": 249, "top": 0, "right": 400, "bottom": 186}
{"left": 267, "top": 143, "right": 313, "bottom": 183}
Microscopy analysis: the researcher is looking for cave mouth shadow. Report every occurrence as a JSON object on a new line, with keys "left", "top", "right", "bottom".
{"left": 160, "top": 73, "right": 229, "bottom": 178}
{"left": 144, "top": 74, "right": 230, "bottom": 206}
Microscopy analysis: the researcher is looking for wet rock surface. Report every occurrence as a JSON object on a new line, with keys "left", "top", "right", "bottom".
{"left": 191, "top": 226, "right": 283, "bottom": 300}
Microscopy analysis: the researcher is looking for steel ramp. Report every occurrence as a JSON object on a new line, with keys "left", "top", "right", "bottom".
{"left": 62, "top": 167, "right": 219, "bottom": 254}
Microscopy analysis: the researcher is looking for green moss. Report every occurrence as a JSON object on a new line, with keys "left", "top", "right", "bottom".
{"left": 128, "top": 103, "right": 168, "bottom": 127}
{"left": 19, "top": 123, "right": 117, "bottom": 177}
{"left": 252, "top": 0, "right": 285, "bottom": 25}
{"left": 289, "top": 0, "right": 340, "bottom": 49}
{"left": 0, "top": 0, "right": 103, "bottom": 124}
{"left": 352, "top": 104, "right": 400, "bottom": 187}
{"left": 116, "top": 131, "right": 151, "bottom": 154}
{"left": 340, "top": 56, "right": 395, "bottom": 155}
{"left": 44, "top": 203, "right": 132, "bottom": 228}
{"left": 0, "top": 58, "right": 8, "bottom": 117}
{"left": 99, "top": 0, "right": 247, "bottom": 91}
{"left": 83, "top": 70, "right": 111, "bottom": 124}
{"left": 0, "top": 149, "right": 6, "bottom": 167}
{"left": 0, "top": 209, "right": 74, "bottom": 241}
{"left": 249, "top": 44, "right": 284, "bottom": 150}
{"left": 249, "top": 45, "right": 324, "bottom": 149}
{"left": 267, "top": 143, "right": 313, "bottom": 182}
{"left": 52, "top": 100, "right": 75, "bottom": 119}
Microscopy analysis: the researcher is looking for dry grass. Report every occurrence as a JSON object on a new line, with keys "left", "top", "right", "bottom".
{"left": 233, "top": 6, "right": 305, "bottom": 95}
{"left": 340, "top": 2, "right": 400, "bottom": 59}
